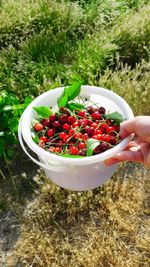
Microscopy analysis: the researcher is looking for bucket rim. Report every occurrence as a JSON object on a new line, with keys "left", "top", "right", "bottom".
{"left": 20, "top": 85, "right": 134, "bottom": 165}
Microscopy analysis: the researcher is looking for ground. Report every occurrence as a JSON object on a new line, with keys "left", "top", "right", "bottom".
{"left": 0, "top": 152, "right": 150, "bottom": 266}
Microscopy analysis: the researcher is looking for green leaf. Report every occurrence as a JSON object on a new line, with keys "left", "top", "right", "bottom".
{"left": 66, "top": 81, "right": 83, "bottom": 101}
{"left": 58, "top": 154, "right": 83, "bottom": 158}
{"left": 57, "top": 80, "right": 84, "bottom": 108}
{"left": 104, "top": 112, "right": 125, "bottom": 125}
{"left": 24, "top": 97, "right": 33, "bottom": 106}
{"left": 0, "top": 91, "right": 9, "bottom": 107}
{"left": 66, "top": 102, "right": 85, "bottom": 111}
{"left": 86, "top": 138, "right": 100, "bottom": 156}
{"left": 57, "top": 89, "right": 68, "bottom": 108}
{"left": 33, "top": 135, "right": 39, "bottom": 144}
{"left": 33, "top": 106, "right": 52, "bottom": 118}
{"left": 8, "top": 117, "right": 19, "bottom": 132}
{"left": 5, "top": 132, "right": 17, "bottom": 145}
{"left": 9, "top": 94, "right": 19, "bottom": 105}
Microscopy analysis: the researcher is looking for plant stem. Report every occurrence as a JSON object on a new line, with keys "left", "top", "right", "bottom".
{"left": 0, "top": 169, "right": 6, "bottom": 179}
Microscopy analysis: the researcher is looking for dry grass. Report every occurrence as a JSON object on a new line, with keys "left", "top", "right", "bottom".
{"left": 98, "top": 61, "right": 150, "bottom": 115}
{"left": 8, "top": 163, "right": 150, "bottom": 266}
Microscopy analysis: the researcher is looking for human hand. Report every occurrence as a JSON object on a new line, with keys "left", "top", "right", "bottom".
{"left": 105, "top": 116, "right": 150, "bottom": 168}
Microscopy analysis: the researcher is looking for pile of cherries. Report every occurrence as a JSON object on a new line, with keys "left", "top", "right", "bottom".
{"left": 33, "top": 105, "right": 120, "bottom": 156}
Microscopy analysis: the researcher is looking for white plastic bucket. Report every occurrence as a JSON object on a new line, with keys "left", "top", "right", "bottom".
{"left": 18, "top": 86, "right": 134, "bottom": 191}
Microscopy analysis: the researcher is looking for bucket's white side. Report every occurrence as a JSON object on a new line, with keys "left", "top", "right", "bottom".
{"left": 39, "top": 156, "right": 117, "bottom": 191}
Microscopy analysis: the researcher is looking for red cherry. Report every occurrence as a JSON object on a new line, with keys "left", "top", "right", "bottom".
{"left": 100, "top": 123, "right": 108, "bottom": 133}
{"left": 84, "top": 126, "right": 90, "bottom": 132}
{"left": 87, "top": 120, "right": 92, "bottom": 126}
{"left": 110, "top": 136, "right": 117, "bottom": 145}
{"left": 63, "top": 134, "right": 69, "bottom": 143}
{"left": 52, "top": 121, "right": 61, "bottom": 128}
{"left": 92, "top": 135, "right": 98, "bottom": 140}
{"left": 87, "top": 106, "right": 95, "bottom": 114}
{"left": 67, "top": 116, "right": 76, "bottom": 125}
{"left": 59, "top": 132, "right": 66, "bottom": 139}
{"left": 59, "top": 114, "right": 68, "bottom": 123}
{"left": 49, "top": 114, "right": 56, "bottom": 122}
{"left": 98, "top": 107, "right": 106, "bottom": 114}
{"left": 114, "top": 125, "right": 120, "bottom": 132}
{"left": 79, "top": 119, "right": 88, "bottom": 126}
{"left": 59, "top": 107, "right": 68, "bottom": 113}
{"left": 69, "top": 128, "right": 75, "bottom": 137}
{"left": 103, "top": 135, "right": 111, "bottom": 142}
{"left": 91, "top": 122, "right": 98, "bottom": 128}
{"left": 78, "top": 111, "right": 85, "bottom": 117}
{"left": 47, "top": 129, "right": 54, "bottom": 137}
{"left": 82, "top": 133, "right": 88, "bottom": 140}
{"left": 94, "top": 129, "right": 102, "bottom": 135}
{"left": 106, "top": 126, "right": 115, "bottom": 134}
{"left": 63, "top": 123, "right": 71, "bottom": 131}
{"left": 43, "top": 119, "right": 50, "bottom": 127}
{"left": 73, "top": 121, "right": 79, "bottom": 128}
{"left": 96, "top": 134, "right": 102, "bottom": 140}
{"left": 99, "top": 143, "right": 110, "bottom": 152}
{"left": 70, "top": 146, "right": 79, "bottom": 155}
{"left": 68, "top": 141, "right": 74, "bottom": 147}
{"left": 101, "top": 135, "right": 106, "bottom": 141}
{"left": 92, "top": 111, "right": 101, "bottom": 120}
{"left": 87, "top": 127, "right": 95, "bottom": 137}
{"left": 78, "top": 141, "right": 86, "bottom": 149}
{"left": 106, "top": 119, "right": 113, "bottom": 126}
{"left": 40, "top": 136, "right": 48, "bottom": 143}
{"left": 34, "top": 123, "right": 44, "bottom": 131}
{"left": 78, "top": 149, "right": 86, "bottom": 156}
{"left": 74, "top": 133, "right": 83, "bottom": 140}
{"left": 58, "top": 140, "right": 63, "bottom": 146}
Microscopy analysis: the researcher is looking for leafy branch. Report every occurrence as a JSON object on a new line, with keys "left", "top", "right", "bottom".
{"left": 57, "top": 80, "right": 85, "bottom": 111}
{"left": 104, "top": 111, "right": 125, "bottom": 125}
{"left": 0, "top": 91, "right": 32, "bottom": 161}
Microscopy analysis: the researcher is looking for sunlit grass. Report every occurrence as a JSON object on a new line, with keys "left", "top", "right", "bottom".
{"left": 8, "top": 165, "right": 150, "bottom": 267}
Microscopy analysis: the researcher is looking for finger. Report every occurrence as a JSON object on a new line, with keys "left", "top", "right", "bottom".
{"left": 119, "top": 118, "right": 139, "bottom": 139}
{"left": 140, "top": 143, "right": 150, "bottom": 168}
{"left": 105, "top": 158, "right": 123, "bottom": 165}
{"left": 126, "top": 141, "right": 140, "bottom": 149}
{"left": 105, "top": 150, "right": 144, "bottom": 166}
{"left": 120, "top": 116, "right": 150, "bottom": 143}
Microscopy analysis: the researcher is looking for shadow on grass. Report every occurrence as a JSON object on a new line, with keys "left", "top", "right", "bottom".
{"left": 0, "top": 145, "right": 42, "bottom": 255}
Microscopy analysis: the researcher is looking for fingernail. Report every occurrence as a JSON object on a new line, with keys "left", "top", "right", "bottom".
{"left": 104, "top": 159, "right": 114, "bottom": 166}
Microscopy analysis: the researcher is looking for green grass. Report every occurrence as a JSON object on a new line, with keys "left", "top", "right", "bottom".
{"left": 0, "top": 1, "right": 150, "bottom": 104}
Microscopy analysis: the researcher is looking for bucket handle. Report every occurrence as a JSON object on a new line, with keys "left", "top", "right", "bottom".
{"left": 18, "top": 115, "right": 66, "bottom": 172}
